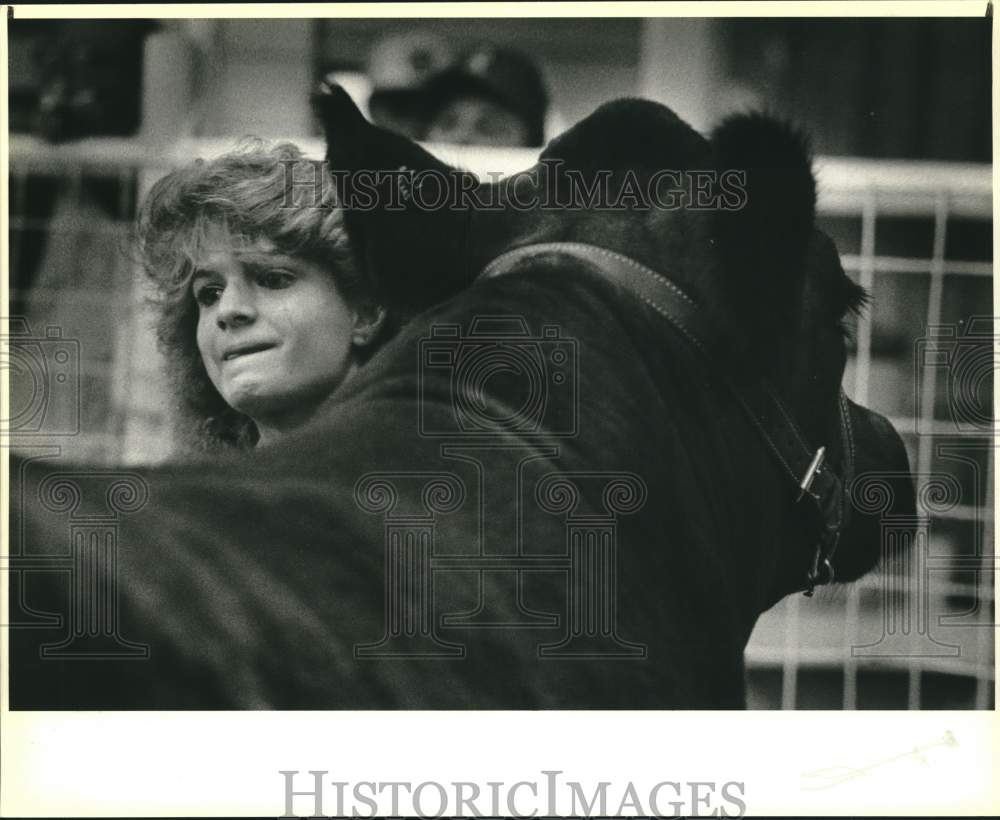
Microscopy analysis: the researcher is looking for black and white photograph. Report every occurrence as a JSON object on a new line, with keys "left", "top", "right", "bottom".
{"left": 2, "top": 3, "right": 996, "bottom": 816}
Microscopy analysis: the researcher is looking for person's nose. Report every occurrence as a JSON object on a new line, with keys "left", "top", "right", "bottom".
{"left": 215, "top": 279, "right": 257, "bottom": 330}
{"left": 432, "top": 119, "right": 476, "bottom": 146}
{"left": 446, "top": 127, "right": 476, "bottom": 146}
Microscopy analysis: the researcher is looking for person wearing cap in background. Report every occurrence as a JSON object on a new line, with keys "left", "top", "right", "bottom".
{"left": 422, "top": 44, "right": 549, "bottom": 147}
{"left": 365, "top": 30, "right": 454, "bottom": 141}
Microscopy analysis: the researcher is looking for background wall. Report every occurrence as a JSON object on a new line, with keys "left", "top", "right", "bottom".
{"left": 128, "top": 17, "right": 990, "bottom": 160}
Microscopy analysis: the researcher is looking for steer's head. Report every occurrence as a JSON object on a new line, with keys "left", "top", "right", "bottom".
{"left": 313, "top": 84, "right": 916, "bottom": 601}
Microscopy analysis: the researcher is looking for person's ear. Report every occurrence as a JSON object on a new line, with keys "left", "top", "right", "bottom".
{"left": 351, "top": 304, "right": 387, "bottom": 348}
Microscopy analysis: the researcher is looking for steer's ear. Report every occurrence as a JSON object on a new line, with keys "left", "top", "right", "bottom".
{"left": 311, "top": 82, "right": 478, "bottom": 314}
{"left": 312, "top": 81, "right": 450, "bottom": 181}
{"left": 710, "top": 113, "right": 817, "bottom": 348}
{"left": 311, "top": 81, "right": 370, "bottom": 171}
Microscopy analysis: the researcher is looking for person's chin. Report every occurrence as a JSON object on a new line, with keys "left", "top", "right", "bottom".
{"left": 219, "top": 366, "right": 348, "bottom": 422}
{"left": 220, "top": 377, "right": 285, "bottom": 419}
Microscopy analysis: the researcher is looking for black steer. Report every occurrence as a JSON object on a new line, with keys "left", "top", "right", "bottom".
{"left": 9, "top": 90, "right": 915, "bottom": 709}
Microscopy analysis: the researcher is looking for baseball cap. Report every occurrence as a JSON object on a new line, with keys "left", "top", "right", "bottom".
{"left": 366, "top": 31, "right": 455, "bottom": 131}
{"left": 421, "top": 44, "right": 549, "bottom": 145}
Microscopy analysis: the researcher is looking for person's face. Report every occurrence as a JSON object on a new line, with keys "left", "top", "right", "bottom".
{"left": 192, "top": 225, "right": 367, "bottom": 427}
{"left": 424, "top": 94, "right": 532, "bottom": 147}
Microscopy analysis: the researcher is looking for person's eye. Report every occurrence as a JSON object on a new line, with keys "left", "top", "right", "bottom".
{"left": 257, "top": 269, "right": 296, "bottom": 290}
{"left": 193, "top": 285, "right": 222, "bottom": 308}
{"left": 438, "top": 112, "right": 459, "bottom": 132}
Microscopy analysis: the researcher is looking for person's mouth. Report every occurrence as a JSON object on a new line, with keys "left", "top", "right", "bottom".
{"left": 222, "top": 342, "right": 277, "bottom": 361}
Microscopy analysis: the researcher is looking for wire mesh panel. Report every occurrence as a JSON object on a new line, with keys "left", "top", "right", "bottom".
{"left": 9, "top": 137, "right": 180, "bottom": 465}
{"left": 7, "top": 139, "right": 994, "bottom": 708}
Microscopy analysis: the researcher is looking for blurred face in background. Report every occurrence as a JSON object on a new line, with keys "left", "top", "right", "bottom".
{"left": 424, "top": 93, "right": 532, "bottom": 147}
{"left": 191, "top": 223, "right": 377, "bottom": 440}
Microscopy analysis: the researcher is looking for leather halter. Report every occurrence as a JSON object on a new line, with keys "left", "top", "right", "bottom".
{"left": 479, "top": 241, "right": 855, "bottom": 596}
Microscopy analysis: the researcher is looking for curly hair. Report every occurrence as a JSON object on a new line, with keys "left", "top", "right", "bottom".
{"left": 136, "top": 140, "right": 387, "bottom": 452}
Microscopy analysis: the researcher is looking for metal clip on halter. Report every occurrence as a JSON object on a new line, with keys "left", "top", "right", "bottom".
{"left": 798, "top": 446, "right": 834, "bottom": 596}
{"left": 803, "top": 556, "right": 835, "bottom": 597}
{"left": 796, "top": 446, "right": 826, "bottom": 502}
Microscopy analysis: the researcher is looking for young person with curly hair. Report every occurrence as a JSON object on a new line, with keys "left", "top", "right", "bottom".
{"left": 137, "top": 141, "right": 392, "bottom": 451}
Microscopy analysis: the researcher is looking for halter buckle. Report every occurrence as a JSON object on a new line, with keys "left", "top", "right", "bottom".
{"left": 796, "top": 446, "right": 826, "bottom": 502}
